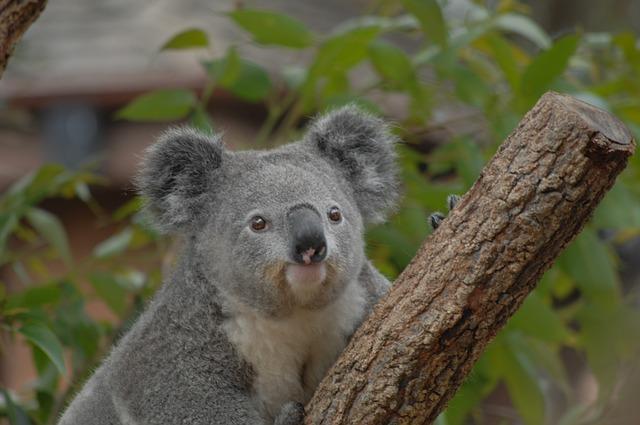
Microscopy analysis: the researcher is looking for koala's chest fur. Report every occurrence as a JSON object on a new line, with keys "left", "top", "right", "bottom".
{"left": 223, "top": 281, "right": 366, "bottom": 420}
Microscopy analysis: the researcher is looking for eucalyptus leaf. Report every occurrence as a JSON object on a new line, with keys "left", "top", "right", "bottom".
{"left": 558, "top": 227, "right": 621, "bottom": 309}
{"left": 309, "top": 26, "right": 380, "bottom": 80}
{"left": 25, "top": 208, "right": 72, "bottom": 266}
{"left": 19, "top": 322, "right": 66, "bottom": 375}
{"left": 93, "top": 228, "right": 133, "bottom": 259}
{"left": 369, "top": 40, "right": 415, "bottom": 87}
{"left": 507, "top": 291, "right": 570, "bottom": 343}
{"left": 229, "top": 9, "right": 315, "bottom": 48}
{"left": 520, "top": 34, "right": 580, "bottom": 105}
{"left": 1, "top": 388, "right": 32, "bottom": 425}
{"left": 486, "top": 33, "right": 520, "bottom": 90}
{"left": 161, "top": 28, "right": 208, "bottom": 50}
{"left": 402, "top": 0, "right": 448, "bottom": 47}
{"left": 117, "top": 89, "right": 196, "bottom": 122}
{"left": 7, "top": 283, "right": 62, "bottom": 310}
{"left": 206, "top": 55, "right": 271, "bottom": 102}
{"left": 486, "top": 336, "right": 546, "bottom": 425}
{"left": 495, "top": 13, "right": 551, "bottom": 49}
{"left": 89, "top": 273, "right": 128, "bottom": 316}
{"left": 0, "top": 212, "right": 19, "bottom": 263}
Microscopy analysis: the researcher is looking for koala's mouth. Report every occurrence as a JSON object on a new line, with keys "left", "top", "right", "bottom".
{"left": 264, "top": 260, "right": 340, "bottom": 309}
{"left": 285, "top": 263, "right": 326, "bottom": 287}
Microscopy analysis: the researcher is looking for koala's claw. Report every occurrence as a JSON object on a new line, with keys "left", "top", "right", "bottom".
{"left": 447, "top": 194, "right": 461, "bottom": 211}
{"left": 429, "top": 212, "right": 445, "bottom": 230}
{"left": 274, "top": 401, "right": 305, "bottom": 425}
{"left": 430, "top": 194, "right": 461, "bottom": 231}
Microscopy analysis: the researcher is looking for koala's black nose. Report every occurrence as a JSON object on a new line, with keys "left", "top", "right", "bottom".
{"left": 288, "top": 206, "right": 327, "bottom": 265}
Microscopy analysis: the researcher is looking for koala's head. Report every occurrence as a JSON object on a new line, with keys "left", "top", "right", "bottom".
{"left": 137, "top": 105, "right": 400, "bottom": 317}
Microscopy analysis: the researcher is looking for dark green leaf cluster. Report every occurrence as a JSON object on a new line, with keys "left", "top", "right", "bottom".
{"left": 1, "top": 171, "right": 166, "bottom": 423}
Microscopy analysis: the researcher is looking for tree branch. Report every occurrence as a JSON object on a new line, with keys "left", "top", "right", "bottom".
{"left": 305, "top": 92, "right": 636, "bottom": 424}
{"left": 0, "top": 0, "right": 47, "bottom": 78}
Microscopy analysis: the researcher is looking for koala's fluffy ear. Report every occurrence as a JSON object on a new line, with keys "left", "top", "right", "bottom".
{"left": 305, "top": 105, "right": 400, "bottom": 224}
{"left": 136, "top": 127, "right": 225, "bottom": 233}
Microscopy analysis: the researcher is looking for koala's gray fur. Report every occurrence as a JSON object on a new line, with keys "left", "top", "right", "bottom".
{"left": 58, "top": 105, "right": 400, "bottom": 425}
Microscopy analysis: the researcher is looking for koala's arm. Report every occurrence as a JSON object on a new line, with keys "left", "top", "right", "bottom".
{"left": 60, "top": 378, "right": 264, "bottom": 425}
{"left": 58, "top": 304, "right": 267, "bottom": 425}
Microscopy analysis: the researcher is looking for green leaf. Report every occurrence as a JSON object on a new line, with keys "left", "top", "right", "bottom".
{"left": 18, "top": 322, "right": 66, "bottom": 375}
{"left": 592, "top": 182, "right": 640, "bottom": 229}
{"left": 93, "top": 228, "right": 133, "bottom": 259}
{"left": 229, "top": 9, "right": 315, "bottom": 48}
{"left": 25, "top": 208, "right": 72, "bottom": 266}
{"left": 309, "top": 26, "right": 380, "bottom": 81}
{"left": 519, "top": 337, "right": 571, "bottom": 394}
{"left": 402, "top": 0, "right": 448, "bottom": 47}
{"left": 486, "top": 336, "right": 546, "bottom": 425}
{"left": 113, "top": 197, "right": 143, "bottom": 221}
{"left": 74, "top": 181, "right": 91, "bottom": 203}
{"left": 486, "top": 33, "right": 520, "bottom": 90}
{"left": 207, "top": 47, "right": 242, "bottom": 86}
{"left": 12, "top": 261, "right": 30, "bottom": 284}
{"left": 160, "top": 28, "right": 208, "bottom": 50}
{"left": 576, "top": 304, "right": 636, "bottom": 397}
{"left": 116, "top": 89, "right": 196, "bottom": 122}
{"left": 438, "top": 367, "right": 492, "bottom": 425}
{"left": 494, "top": 13, "right": 551, "bottom": 49}
{"left": 557, "top": 404, "right": 592, "bottom": 425}
{"left": 507, "top": 291, "right": 570, "bottom": 343}
{"left": 0, "top": 212, "right": 19, "bottom": 263}
{"left": 282, "top": 65, "right": 307, "bottom": 90}
{"left": 228, "top": 61, "right": 271, "bottom": 102}
{"left": 4, "top": 164, "right": 65, "bottom": 206}
{"left": 520, "top": 34, "right": 580, "bottom": 105}
{"left": 369, "top": 41, "right": 415, "bottom": 87}
{"left": 1, "top": 389, "right": 32, "bottom": 425}
{"left": 6, "top": 283, "right": 62, "bottom": 310}
{"left": 366, "top": 223, "right": 416, "bottom": 271}
{"left": 451, "top": 65, "right": 491, "bottom": 108}
{"left": 114, "top": 270, "right": 146, "bottom": 291}
{"left": 205, "top": 55, "right": 271, "bottom": 102}
{"left": 89, "top": 273, "right": 127, "bottom": 316}
{"left": 558, "top": 227, "right": 621, "bottom": 309}
{"left": 449, "top": 137, "right": 485, "bottom": 188}
{"left": 613, "top": 32, "right": 640, "bottom": 73}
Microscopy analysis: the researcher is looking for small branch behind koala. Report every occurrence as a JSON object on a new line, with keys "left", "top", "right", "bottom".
{"left": 304, "top": 92, "right": 636, "bottom": 424}
{"left": 0, "top": 0, "right": 48, "bottom": 78}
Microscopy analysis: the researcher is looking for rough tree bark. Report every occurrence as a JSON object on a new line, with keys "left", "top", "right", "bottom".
{"left": 305, "top": 92, "right": 635, "bottom": 424}
{"left": 0, "top": 0, "right": 47, "bottom": 78}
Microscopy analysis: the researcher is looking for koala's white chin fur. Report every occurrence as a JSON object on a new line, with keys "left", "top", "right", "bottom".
{"left": 285, "top": 263, "right": 327, "bottom": 305}
{"left": 223, "top": 279, "right": 366, "bottom": 422}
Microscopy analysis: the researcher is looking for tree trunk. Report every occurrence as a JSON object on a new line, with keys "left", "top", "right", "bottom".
{"left": 304, "top": 92, "right": 636, "bottom": 424}
{"left": 0, "top": 0, "right": 47, "bottom": 78}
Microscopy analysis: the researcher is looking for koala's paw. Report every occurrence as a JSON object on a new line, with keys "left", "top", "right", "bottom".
{"left": 273, "top": 401, "right": 305, "bottom": 425}
{"left": 429, "top": 194, "right": 461, "bottom": 231}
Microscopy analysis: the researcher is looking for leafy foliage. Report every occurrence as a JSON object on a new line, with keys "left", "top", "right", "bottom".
{"left": 160, "top": 28, "right": 209, "bottom": 50}
{"left": 0, "top": 169, "right": 165, "bottom": 423}
{"left": 2, "top": 1, "right": 640, "bottom": 424}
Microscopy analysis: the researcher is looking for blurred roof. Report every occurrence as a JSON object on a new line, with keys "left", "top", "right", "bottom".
{"left": 0, "top": 0, "right": 368, "bottom": 99}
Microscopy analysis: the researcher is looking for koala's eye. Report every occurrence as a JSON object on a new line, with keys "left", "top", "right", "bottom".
{"left": 327, "top": 206, "right": 342, "bottom": 223}
{"left": 250, "top": 216, "right": 268, "bottom": 232}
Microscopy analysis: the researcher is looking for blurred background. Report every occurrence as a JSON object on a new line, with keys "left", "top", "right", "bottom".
{"left": 1, "top": 0, "right": 639, "bottom": 424}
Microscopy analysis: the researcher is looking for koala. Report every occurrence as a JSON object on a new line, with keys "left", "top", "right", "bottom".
{"left": 58, "top": 105, "right": 400, "bottom": 425}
